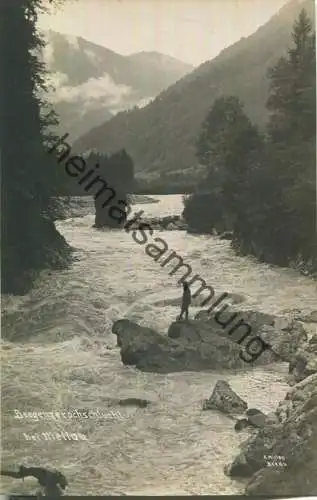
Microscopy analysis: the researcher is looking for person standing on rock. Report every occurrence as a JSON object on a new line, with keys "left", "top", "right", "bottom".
{"left": 179, "top": 281, "right": 191, "bottom": 320}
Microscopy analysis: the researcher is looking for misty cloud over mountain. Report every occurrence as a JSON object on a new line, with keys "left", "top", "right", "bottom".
{"left": 39, "top": 30, "right": 193, "bottom": 140}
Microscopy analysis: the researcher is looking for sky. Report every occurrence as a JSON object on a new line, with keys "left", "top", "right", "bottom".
{"left": 38, "top": 0, "right": 290, "bottom": 66}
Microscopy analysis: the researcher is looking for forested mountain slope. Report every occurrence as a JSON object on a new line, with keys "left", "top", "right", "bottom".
{"left": 74, "top": 0, "right": 314, "bottom": 182}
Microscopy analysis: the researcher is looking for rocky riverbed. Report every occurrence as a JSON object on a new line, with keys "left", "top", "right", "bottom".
{"left": 3, "top": 195, "right": 316, "bottom": 496}
{"left": 112, "top": 307, "right": 317, "bottom": 496}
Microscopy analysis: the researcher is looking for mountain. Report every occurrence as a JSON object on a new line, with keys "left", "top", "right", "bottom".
{"left": 73, "top": 0, "right": 315, "bottom": 185}
{"left": 40, "top": 30, "right": 193, "bottom": 140}
{"left": 126, "top": 51, "right": 195, "bottom": 83}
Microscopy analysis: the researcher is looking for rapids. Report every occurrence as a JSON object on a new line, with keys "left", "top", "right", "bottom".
{"left": 2, "top": 195, "right": 316, "bottom": 495}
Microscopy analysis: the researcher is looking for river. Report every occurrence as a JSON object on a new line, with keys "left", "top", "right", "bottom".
{"left": 2, "top": 195, "right": 317, "bottom": 496}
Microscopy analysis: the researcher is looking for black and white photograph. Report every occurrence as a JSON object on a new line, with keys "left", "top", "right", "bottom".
{"left": 1, "top": 0, "right": 316, "bottom": 497}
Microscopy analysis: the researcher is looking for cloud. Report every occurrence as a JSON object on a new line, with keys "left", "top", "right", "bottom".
{"left": 46, "top": 71, "right": 69, "bottom": 88}
{"left": 137, "top": 96, "right": 154, "bottom": 108}
{"left": 109, "top": 95, "right": 153, "bottom": 115}
{"left": 47, "top": 72, "right": 132, "bottom": 107}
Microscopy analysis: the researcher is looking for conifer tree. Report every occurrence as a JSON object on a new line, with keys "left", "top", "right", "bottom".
{"left": 1, "top": 1, "right": 70, "bottom": 294}
{"left": 184, "top": 9, "right": 316, "bottom": 271}
{"left": 263, "top": 7, "right": 316, "bottom": 265}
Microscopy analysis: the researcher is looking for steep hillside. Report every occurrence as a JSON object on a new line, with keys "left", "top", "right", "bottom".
{"left": 73, "top": 0, "right": 314, "bottom": 181}
{"left": 40, "top": 30, "right": 193, "bottom": 140}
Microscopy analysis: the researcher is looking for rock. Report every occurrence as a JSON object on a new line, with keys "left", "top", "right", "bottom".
{"left": 235, "top": 409, "right": 268, "bottom": 431}
{"left": 167, "top": 318, "right": 270, "bottom": 369}
{"left": 167, "top": 320, "right": 206, "bottom": 341}
{"left": 203, "top": 380, "right": 248, "bottom": 415}
{"left": 288, "top": 342, "right": 317, "bottom": 385}
{"left": 112, "top": 319, "right": 173, "bottom": 370}
{"left": 265, "top": 411, "right": 280, "bottom": 426}
{"left": 274, "top": 317, "right": 292, "bottom": 331}
{"left": 113, "top": 319, "right": 252, "bottom": 373}
{"left": 195, "top": 309, "right": 275, "bottom": 331}
{"left": 235, "top": 418, "right": 250, "bottom": 431}
{"left": 306, "top": 356, "right": 317, "bottom": 373}
{"left": 219, "top": 231, "right": 233, "bottom": 240}
{"left": 118, "top": 398, "right": 150, "bottom": 408}
{"left": 168, "top": 321, "right": 183, "bottom": 339}
{"left": 113, "top": 319, "right": 163, "bottom": 348}
{"left": 286, "top": 372, "right": 317, "bottom": 404}
{"left": 113, "top": 308, "right": 308, "bottom": 374}
{"left": 195, "top": 309, "right": 287, "bottom": 365}
{"left": 246, "top": 408, "right": 260, "bottom": 416}
{"left": 259, "top": 317, "right": 307, "bottom": 362}
{"left": 226, "top": 452, "right": 256, "bottom": 477}
{"left": 295, "top": 310, "right": 317, "bottom": 323}
{"left": 246, "top": 408, "right": 267, "bottom": 428}
{"left": 166, "top": 223, "right": 178, "bottom": 230}
{"left": 173, "top": 218, "right": 187, "bottom": 230}
{"left": 227, "top": 373, "right": 317, "bottom": 496}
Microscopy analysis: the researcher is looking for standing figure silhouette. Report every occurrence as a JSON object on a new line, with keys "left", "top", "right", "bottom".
{"left": 179, "top": 281, "right": 191, "bottom": 320}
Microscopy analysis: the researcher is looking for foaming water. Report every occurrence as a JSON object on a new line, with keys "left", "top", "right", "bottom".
{"left": 2, "top": 195, "right": 316, "bottom": 495}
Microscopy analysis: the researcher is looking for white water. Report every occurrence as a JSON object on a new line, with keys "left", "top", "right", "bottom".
{"left": 2, "top": 195, "right": 317, "bottom": 496}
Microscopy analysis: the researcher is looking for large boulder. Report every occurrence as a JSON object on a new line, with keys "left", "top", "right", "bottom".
{"left": 226, "top": 373, "right": 317, "bottom": 496}
{"left": 113, "top": 319, "right": 162, "bottom": 348}
{"left": 112, "top": 319, "right": 174, "bottom": 371}
{"left": 194, "top": 308, "right": 308, "bottom": 364}
{"left": 203, "top": 380, "right": 248, "bottom": 415}
{"left": 112, "top": 308, "right": 312, "bottom": 373}
{"left": 245, "top": 408, "right": 267, "bottom": 428}
{"left": 235, "top": 409, "right": 269, "bottom": 432}
{"left": 258, "top": 316, "right": 308, "bottom": 362}
{"left": 112, "top": 319, "right": 251, "bottom": 373}
{"left": 170, "top": 311, "right": 280, "bottom": 365}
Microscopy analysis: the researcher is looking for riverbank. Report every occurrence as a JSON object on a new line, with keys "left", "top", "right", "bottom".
{"left": 183, "top": 192, "right": 317, "bottom": 278}
{"left": 226, "top": 310, "right": 317, "bottom": 496}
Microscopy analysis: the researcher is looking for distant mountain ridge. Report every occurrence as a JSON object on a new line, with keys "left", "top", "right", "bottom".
{"left": 73, "top": 0, "right": 315, "bottom": 184}
{"left": 126, "top": 51, "right": 194, "bottom": 76}
{"left": 40, "top": 30, "right": 193, "bottom": 140}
